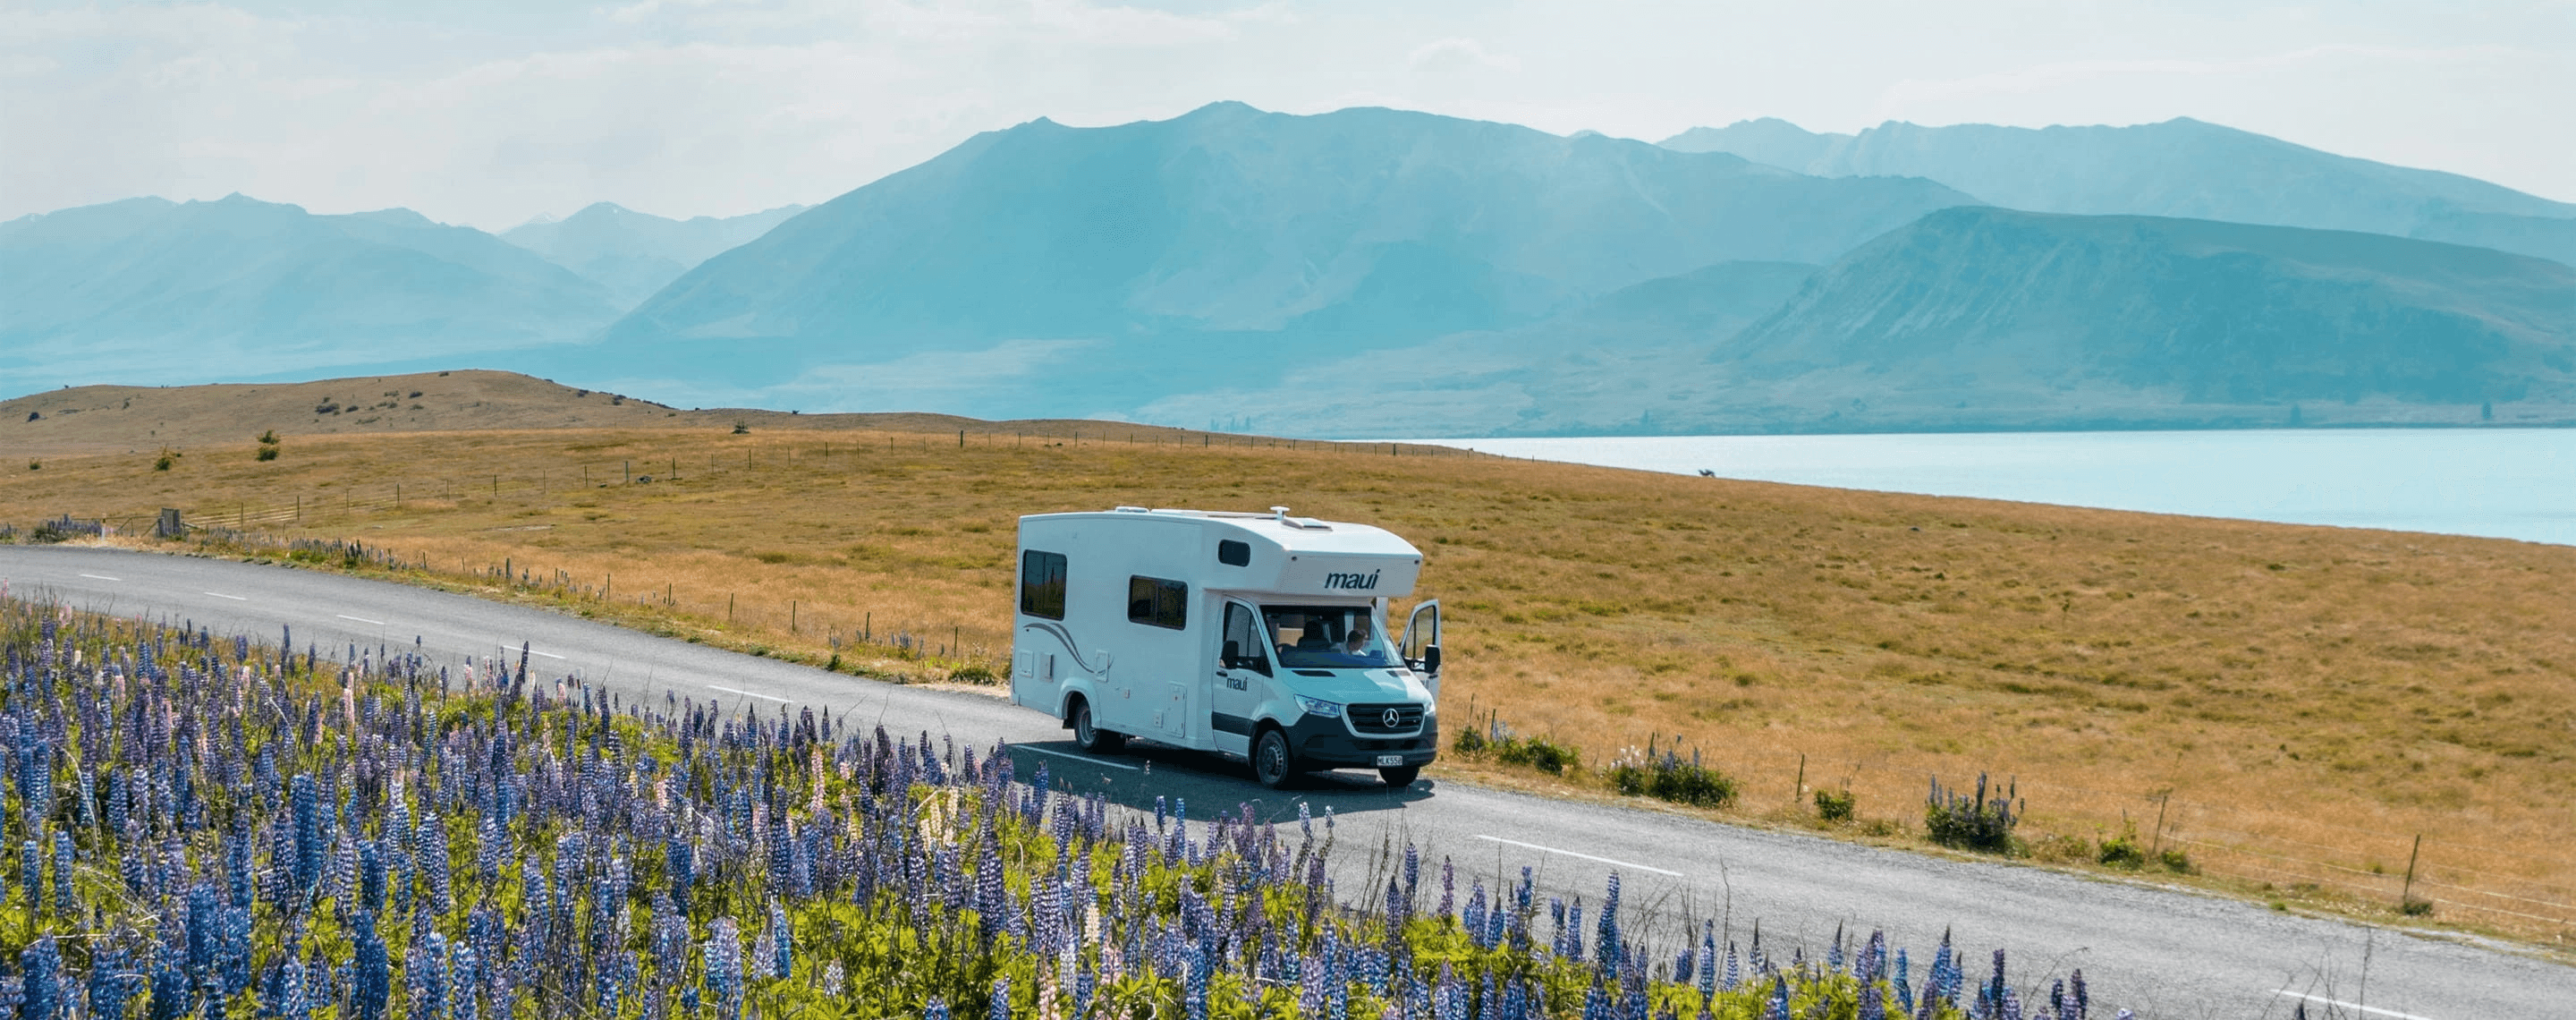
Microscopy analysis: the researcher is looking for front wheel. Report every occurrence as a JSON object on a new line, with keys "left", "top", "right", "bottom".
{"left": 1379, "top": 765, "right": 1421, "bottom": 788}
{"left": 1253, "top": 728, "right": 1297, "bottom": 789}
{"left": 1071, "top": 699, "right": 1123, "bottom": 753}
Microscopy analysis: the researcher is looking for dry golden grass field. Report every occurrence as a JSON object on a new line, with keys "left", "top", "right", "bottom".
{"left": 6, "top": 373, "right": 2572, "bottom": 945}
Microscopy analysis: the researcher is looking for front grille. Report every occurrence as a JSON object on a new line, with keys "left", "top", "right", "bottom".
{"left": 1349, "top": 703, "right": 1426, "bottom": 735}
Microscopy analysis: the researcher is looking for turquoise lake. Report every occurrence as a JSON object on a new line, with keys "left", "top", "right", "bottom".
{"left": 1418, "top": 429, "right": 2576, "bottom": 547}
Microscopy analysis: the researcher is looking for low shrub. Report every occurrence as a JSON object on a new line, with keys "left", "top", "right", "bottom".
{"left": 256, "top": 446, "right": 280, "bottom": 462}
{"left": 1816, "top": 787, "right": 1856, "bottom": 822}
{"left": 2097, "top": 828, "right": 2147, "bottom": 870}
{"left": 2158, "top": 848, "right": 2195, "bottom": 874}
{"left": 1606, "top": 736, "right": 1735, "bottom": 807}
{"left": 1926, "top": 772, "right": 2020, "bottom": 854}
{"left": 1498, "top": 734, "right": 1580, "bottom": 775}
{"left": 1453, "top": 710, "right": 1579, "bottom": 775}
{"left": 2401, "top": 897, "right": 2435, "bottom": 916}
{"left": 29, "top": 515, "right": 101, "bottom": 544}
{"left": 947, "top": 662, "right": 999, "bottom": 684}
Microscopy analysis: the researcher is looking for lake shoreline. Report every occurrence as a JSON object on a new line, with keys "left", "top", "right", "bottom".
{"left": 1410, "top": 428, "right": 2576, "bottom": 547}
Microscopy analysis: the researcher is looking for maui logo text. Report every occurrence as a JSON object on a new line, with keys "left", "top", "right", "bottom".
{"left": 1322, "top": 570, "right": 1382, "bottom": 591}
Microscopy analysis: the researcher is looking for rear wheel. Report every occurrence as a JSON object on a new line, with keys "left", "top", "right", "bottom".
{"left": 1378, "top": 765, "right": 1421, "bottom": 789}
{"left": 1253, "top": 728, "right": 1297, "bottom": 789}
{"left": 1071, "top": 698, "right": 1123, "bottom": 753}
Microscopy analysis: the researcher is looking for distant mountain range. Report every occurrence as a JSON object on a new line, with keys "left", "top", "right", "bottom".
{"left": 1660, "top": 117, "right": 2576, "bottom": 266}
{"left": 0, "top": 195, "right": 621, "bottom": 390}
{"left": 501, "top": 202, "right": 805, "bottom": 305}
{"left": 4, "top": 104, "right": 2572, "bottom": 436}
{"left": 1135, "top": 208, "right": 2576, "bottom": 436}
{"left": 589, "top": 101, "right": 1972, "bottom": 411}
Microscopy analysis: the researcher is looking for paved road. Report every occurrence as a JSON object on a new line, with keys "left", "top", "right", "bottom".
{"left": 3, "top": 547, "right": 2564, "bottom": 1017}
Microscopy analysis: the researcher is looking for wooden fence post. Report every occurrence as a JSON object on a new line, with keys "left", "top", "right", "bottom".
{"left": 2401, "top": 833, "right": 2424, "bottom": 906}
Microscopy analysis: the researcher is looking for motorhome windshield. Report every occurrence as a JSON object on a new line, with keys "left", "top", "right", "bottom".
{"left": 1262, "top": 604, "right": 1397, "bottom": 668}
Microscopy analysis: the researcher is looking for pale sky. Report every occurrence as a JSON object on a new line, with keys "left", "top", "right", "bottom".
{"left": 5, "top": 0, "right": 2571, "bottom": 230}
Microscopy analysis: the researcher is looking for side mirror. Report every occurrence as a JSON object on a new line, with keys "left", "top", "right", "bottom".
{"left": 1222, "top": 639, "right": 1241, "bottom": 665}
{"left": 1423, "top": 644, "right": 1442, "bottom": 676}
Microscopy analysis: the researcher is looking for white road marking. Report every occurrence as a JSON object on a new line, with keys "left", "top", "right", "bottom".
{"left": 1015, "top": 745, "right": 1142, "bottom": 771}
{"left": 335, "top": 614, "right": 385, "bottom": 626}
{"left": 493, "top": 644, "right": 567, "bottom": 660}
{"left": 78, "top": 574, "right": 120, "bottom": 582}
{"left": 203, "top": 591, "right": 248, "bottom": 601}
{"left": 706, "top": 684, "right": 791, "bottom": 704}
{"left": 1472, "top": 835, "right": 1683, "bottom": 877}
{"left": 2272, "top": 990, "right": 2440, "bottom": 1020}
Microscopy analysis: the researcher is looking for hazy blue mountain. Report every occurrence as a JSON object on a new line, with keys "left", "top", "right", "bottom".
{"left": 1691, "top": 207, "right": 2576, "bottom": 431}
{"left": 502, "top": 202, "right": 806, "bottom": 306}
{"left": 583, "top": 101, "right": 1976, "bottom": 415}
{"left": 0, "top": 195, "right": 621, "bottom": 393}
{"left": 1659, "top": 118, "right": 1850, "bottom": 173}
{"left": 1131, "top": 209, "right": 2576, "bottom": 437}
{"left": 1128, "top": 260, "right": 1819, "bottom": 437}
{"left": 1659, "top": 117, "right": 2576, "bottom": 265}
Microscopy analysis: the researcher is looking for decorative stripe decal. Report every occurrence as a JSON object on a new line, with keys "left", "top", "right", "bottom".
{"left": 1021, "top": 622, "right": 1103, "bottom": 674}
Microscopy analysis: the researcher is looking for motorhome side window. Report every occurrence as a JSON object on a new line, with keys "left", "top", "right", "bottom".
{"left": 1217, "top": 540, "right": 1250, "bottom": 566}
{"left": 1020, "top": 550, "right": 1067, "bottom": 620}
{"left": 1127, "top": 576, "right": 1187, "bottom": 630}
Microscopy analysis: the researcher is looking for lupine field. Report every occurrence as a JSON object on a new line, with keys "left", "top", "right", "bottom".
{"left": 0, "top": 595, "right": 2124, "bottom": 1020}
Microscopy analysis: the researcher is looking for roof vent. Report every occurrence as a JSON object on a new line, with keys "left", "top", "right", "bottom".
{"left": 1270, "top": 506, "right": 1331, "bottom": 531}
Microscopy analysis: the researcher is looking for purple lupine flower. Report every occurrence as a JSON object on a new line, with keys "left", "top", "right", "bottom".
{"left": 1594, "top": 871, "right": 1623, "bottom": 973}
{"left": 21, "top": 935, "right": 63, "bottom": 1020}
{"left": 770, "top": 898, "right": 793, "bottom": 979}
{"left": 1888, "top": 950, "right": 1914, "bottom": 1016}
{"left": 148, "top": 945, "right": 190, "bottom": 1020}
{"left": 351, "top": 910, "right": 390, "bottom": 1020}
{"left": 87, "top": 941, "right": 138, "bottom": 1020}
{"left": 292, "top": 773, "right": 324, "bottom": 892}
{"left": 276, "top": 952, "right": 309, "bottom": 1020}
{"left": 49, "top": 832, "right": 72, "bottom": 917}
{"left": 19, "top": 838, "right": 39, "bottom": 913}
{"left": 706, "top": 915, "right": 745, "bottom": 1020}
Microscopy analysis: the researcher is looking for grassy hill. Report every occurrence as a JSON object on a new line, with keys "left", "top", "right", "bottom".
{"left": 0, "top": 369, "right": 1232, "bottom": 457}
{"left": 4, "top": 383, "right": 2570, "bottom": 941}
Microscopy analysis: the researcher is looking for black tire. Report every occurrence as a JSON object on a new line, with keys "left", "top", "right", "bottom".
{"left": 1252, "top": 727, "right": 1297, "bottom": 789}
{"left": 1378, "top": 765, "right": 1421, "bottom": 789}
{"left": 1071, "top": 698, "right": 1123, "bottom": 753}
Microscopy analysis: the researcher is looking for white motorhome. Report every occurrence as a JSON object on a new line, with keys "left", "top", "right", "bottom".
{"left": 1010, "top": 506, "right": 1443, "bottom": 788}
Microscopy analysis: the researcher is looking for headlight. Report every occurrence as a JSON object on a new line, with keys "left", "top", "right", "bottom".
{"left": 1295, "top": 696, "right": 1344, "bottom": 718}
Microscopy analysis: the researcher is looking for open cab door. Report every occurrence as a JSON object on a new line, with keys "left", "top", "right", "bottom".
{"left": 1399, "top": 599, "right": 1441, "bottom": 698}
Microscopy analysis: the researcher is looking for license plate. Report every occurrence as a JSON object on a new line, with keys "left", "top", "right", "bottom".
{"left": 1376, "top": 754, "right": 1404, "bottom": 767}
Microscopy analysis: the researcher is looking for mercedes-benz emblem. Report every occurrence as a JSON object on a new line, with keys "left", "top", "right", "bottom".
{"left": 1383, "top": 708, "right": 1402, "bottom": 728}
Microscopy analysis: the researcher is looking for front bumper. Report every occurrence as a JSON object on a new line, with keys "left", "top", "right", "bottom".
{"left": 1284, "top": 713, "right": 1439, "bottom": 768}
